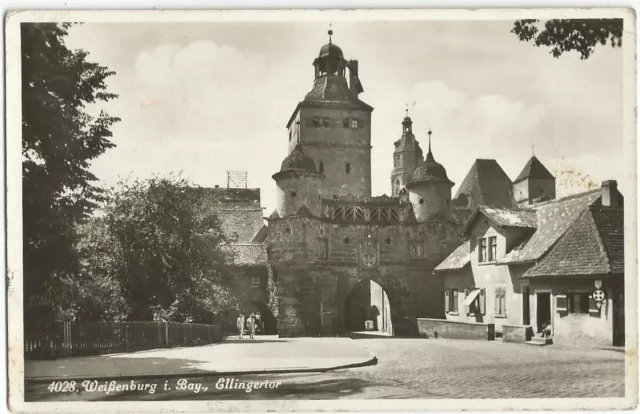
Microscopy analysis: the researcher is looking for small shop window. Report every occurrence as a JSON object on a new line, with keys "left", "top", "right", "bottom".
{"left": 568, "top": 292, "right": 590, "bottom": 314}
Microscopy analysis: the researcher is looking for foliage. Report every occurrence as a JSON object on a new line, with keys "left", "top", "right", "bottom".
{"left": 512, "top": 19, "right": 623, "bottom": 59}
{"left": 77, "top": 175, "right": 238, "bottom": 323}
{"left": 266, "top": 265, "right": 279, "bottom": 319}
{"left": 21, "top": 23, "right": 120, "bottom": 318}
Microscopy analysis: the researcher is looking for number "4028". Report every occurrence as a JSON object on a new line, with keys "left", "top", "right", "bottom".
{"left": 47, "top": 381, "right": 77, "bottom": 393}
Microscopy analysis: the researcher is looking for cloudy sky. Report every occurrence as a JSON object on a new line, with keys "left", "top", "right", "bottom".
{"left": 64, "top": 20, "right": 626, "bottom": 214}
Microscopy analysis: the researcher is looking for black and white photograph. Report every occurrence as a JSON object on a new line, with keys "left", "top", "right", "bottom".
{"left": 5, "top": 8, "right": 638, "bottom": 413}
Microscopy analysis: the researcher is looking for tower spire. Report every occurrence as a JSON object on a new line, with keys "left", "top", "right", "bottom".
{"left": 405, "top": 103, "right": 408, "bottom": 118}
{"left": 428, "top": 129, "right": 432, "bottom": 153}
{"left": 328, "top": 23, "right": 333, "bottom": 44}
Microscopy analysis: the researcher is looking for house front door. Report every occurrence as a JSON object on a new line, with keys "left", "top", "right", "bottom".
{"left": 536, "top": 292, "right": 551, "bottom": 333}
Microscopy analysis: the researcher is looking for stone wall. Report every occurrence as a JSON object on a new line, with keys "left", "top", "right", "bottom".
{"left": 417, "top": 318, "right": 495, "bottom": 340}
{"left": 502, "top": 324, "right": 534, "bottom": 343}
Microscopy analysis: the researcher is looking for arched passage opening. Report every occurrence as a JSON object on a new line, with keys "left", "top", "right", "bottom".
{"left": 246, "top": 301, "right": 278, "bottom": 335}
{"left": 344, "top": 279, "right": 393, "bottom": 335}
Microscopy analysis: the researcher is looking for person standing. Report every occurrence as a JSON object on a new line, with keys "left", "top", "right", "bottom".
{"left": 236, "top": 313, "right": 245, "bottom": 339}
{"left": 248, "top": 314, "right": 256, "bottom": 339}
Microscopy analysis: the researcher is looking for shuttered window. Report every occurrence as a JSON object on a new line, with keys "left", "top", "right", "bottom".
{"left": 569, "top": 293, "right": 590, "bottom": 314}
{"left": 556, "top": 294, "right": 568, "bottom": 312}
{"left": 494, "top": 286, "right": 506, "bottom": 316}
{"left": 445, "top": 288, "right": 459, "bottom": 313}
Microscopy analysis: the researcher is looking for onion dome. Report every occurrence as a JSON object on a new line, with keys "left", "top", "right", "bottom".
{"left": 319, "top": 42, "right": 343, "bottom": 59}
{"left": 279, "top": 144, "right": 317, "bottom": 173}
{"left": 407, "top": 130, "right": 454, "bottom": 187}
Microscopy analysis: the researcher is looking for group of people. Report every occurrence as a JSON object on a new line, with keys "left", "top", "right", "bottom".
{"left": 236, "top": 313, "right": 258, "bottom": 339}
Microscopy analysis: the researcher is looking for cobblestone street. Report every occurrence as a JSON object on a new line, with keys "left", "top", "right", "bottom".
{"left": 336, "top": 338, "right": 626, "bottom": 398}
{"left": 25, "top": 338, "right": 626, "bottom": 401}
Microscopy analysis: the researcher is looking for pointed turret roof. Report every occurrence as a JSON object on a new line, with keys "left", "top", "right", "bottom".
{"left": 514, "top": 156, "right": 555, "bottom": 184}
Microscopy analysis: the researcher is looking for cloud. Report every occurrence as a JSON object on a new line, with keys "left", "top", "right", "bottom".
{"left": 370, "top": 81, "right": 549, "bottom": 198}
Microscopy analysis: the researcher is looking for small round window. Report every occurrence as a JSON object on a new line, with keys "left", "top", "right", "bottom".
{"left": 290, "top": 191, "right": 297, "bottom": 198}
{"left": 385, "top": 238, "right": 392, "bottom": 246}
{"left": 419, "top": 198, "right": 425, "bottom": 205}
{"left": 285, "top": 227, "right": 291, "bottom": 235}
{"left": 344, "top": 237, "right": 351, "bottom": 245}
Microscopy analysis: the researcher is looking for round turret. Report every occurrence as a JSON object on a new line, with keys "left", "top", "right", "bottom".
{"left": 272, "top": 144, "right": 324, "bottom": 218}
{"left": 406, "top": 131, "right": 454, "bottom": 221}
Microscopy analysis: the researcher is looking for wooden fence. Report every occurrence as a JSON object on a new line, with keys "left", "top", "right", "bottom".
{"left": 24, "top": 321, "right": 222, "bottom": 360}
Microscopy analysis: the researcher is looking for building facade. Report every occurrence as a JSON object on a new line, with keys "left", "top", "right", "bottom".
{"left": 267, "top": 35, "right": 464, "bottom": 337}
{"left": 435, "top": 158, "right": 625, "bottom": 347}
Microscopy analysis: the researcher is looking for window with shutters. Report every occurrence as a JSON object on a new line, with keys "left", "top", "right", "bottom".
{"left": 494, "top": 286, "right": 507, "bottom": 316}
{"left": 350, "top": 119, "right": 359, "bottom": 129}
{"left": 445, "top": 288, "right": 458, "bottom": 313}
{"left": 568, "top": 292, "right": 590, "bottom": 314}
{"left": 464, "top": 288, "right": 486, "bottom": 315}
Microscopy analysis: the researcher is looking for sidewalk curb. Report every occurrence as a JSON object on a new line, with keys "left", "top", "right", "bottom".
{"left": 25, "top": 354, "right": 378, "bottom": 384}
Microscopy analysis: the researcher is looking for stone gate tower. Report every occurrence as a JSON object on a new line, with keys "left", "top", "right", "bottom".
{"left": 285, "top": 30, "right": 374, "bottom": 198}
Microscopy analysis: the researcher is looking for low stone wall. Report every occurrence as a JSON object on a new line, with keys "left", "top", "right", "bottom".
{"left": 502, "top": 325, "right": 534, "bottom": 343}
{"left": 417, "top": 318, "right": 495, "bottom": 340}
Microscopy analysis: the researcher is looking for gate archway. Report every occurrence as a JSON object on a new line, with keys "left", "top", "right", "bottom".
{"left": 344, "top": 279, "right": 393, "bottom": 335}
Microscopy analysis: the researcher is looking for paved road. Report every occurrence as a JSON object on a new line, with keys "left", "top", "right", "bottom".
{"left": 26, "top": 337, "right": 372, "bottom": 380}
{"left": 25, "top": 338, "right": 625, "bottom": 401}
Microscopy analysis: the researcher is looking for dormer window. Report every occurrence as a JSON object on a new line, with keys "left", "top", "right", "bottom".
{"left": 478, "top": 236, "right": 497, "bottom": 262}
{"left": 478, "top": 238, "right": 487, "bottom": 262}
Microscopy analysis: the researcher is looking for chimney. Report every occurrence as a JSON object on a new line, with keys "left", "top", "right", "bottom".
{"left": 601, "top": 180, "right": 619, "bottom": 207}
{"left": 215, "top": 185, "right": 220, "bottom": 188}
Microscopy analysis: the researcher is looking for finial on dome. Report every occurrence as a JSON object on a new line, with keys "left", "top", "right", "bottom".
{"left": 405, "top": 104, "right": 408, "bottom": 117}
{"left": 428, "top": 129, "right": 432, "bottom": 153}
{"left": 328, "top": 23, "right": 333, "bottom": 44}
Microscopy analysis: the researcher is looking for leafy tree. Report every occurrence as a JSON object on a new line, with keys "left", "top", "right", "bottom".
{"left": 78, "top": 175, "right": 237, "bottom": 323}
{"left": 512, "top": 18, "right": 623, "bottom": 59}
{"left": 21, "top": 23, "right": 120, "bottom": 318}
